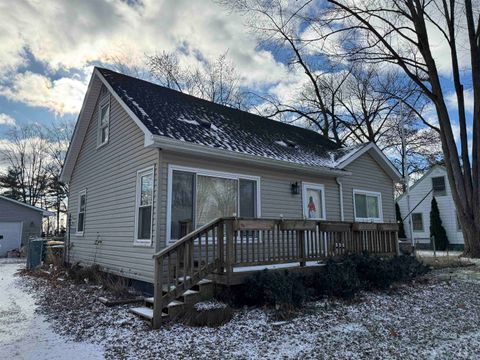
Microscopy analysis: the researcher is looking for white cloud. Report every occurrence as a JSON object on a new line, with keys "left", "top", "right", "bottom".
{"left": 446, "top": 89, "right": 474, "bottom": 114}
{"left": 0, "top": 113, "right": 16, "bottom": 127}
{"left": 0, "top": 0, "right": 287, "bottom": 89}
{"left": 0, "top": 71, "right": 89, "bottom": 115}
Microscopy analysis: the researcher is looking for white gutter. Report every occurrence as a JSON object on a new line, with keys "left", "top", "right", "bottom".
{"left": 336, "top": 177, "right": 344, "bottom": 221}
{"left": 148, "top": 135, "right": 352, "bottom": 177}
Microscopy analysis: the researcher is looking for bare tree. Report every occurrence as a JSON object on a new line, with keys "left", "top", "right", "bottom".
{"left": 221, "top": 1, "right": 428, "bottom": 150}
{"left": 0, "top": 121, "right": 73, "bottom": 233}
{"left": 0, "top": 125, "right": 50, "bottom": 206}
{"left": 222, "top": 0, "right": 351, "bottom": 142}
{"left": 43, "top": 119, "right": 75, "bottom": 232}
{"left": 320, "top": 0, "right": 480, "bottom": 255}
{"left": 146, "top": 51, "right": 245, "bottom": 109}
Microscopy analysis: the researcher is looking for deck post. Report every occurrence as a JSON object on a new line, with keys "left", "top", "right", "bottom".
{"left": 298, "top": 229, "right": 306, "bottom": 266}
{"left": 152, "top": 257, "right": 164, "bottom": 329}
{"left": 218, "top": 221, "right": 225, "bottom": 273}
{"left": 225, "top": 219, "right": 235, "bottom": 284}
{"left": 395, "top": 230, "right": 400, "bottom": 256}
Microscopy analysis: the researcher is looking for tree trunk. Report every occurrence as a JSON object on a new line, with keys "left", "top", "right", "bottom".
{"left": 462, "top": 220, "right": 480, "bottom": 257}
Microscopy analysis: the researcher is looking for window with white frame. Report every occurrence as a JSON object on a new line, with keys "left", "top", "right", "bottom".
{"left": 168, "top": 167, "right": 259, "bottom": 241}
{"left": 412, "top": 213, "right": 424, "bottom": 231}
{"left": 77, "top": 190, "right": 86, "bottom": 235}
{"left": 135, "top": 167, "right": 154, "bottom": 244}
{"left": 97, "top": 101, "right": 110, "bottom": 147}
{"left": 353, "top": 190, "right": 382, "bottom": 222}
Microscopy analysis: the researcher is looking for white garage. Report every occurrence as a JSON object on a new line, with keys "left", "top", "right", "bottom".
{"left": 0, "top": 196, "right": 53, "bottom": 257}
{"left": 0, "top": 222, "right": 23, "bottom": 257}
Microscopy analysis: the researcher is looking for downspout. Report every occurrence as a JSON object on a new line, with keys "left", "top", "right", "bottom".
{"left": 336, "top": 177, "right": 344, "bottom": 221}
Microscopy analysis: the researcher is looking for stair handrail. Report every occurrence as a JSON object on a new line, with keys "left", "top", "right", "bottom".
{"left": 152, "top": 217, "right": 233, "bottom": 259}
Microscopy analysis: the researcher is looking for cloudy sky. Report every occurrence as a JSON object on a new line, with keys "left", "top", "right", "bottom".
{"left": 0, "top": 0, "right": 473, "bottom": 151}
{"left": 0, "top": 0, "right": 294, "bottom": 137}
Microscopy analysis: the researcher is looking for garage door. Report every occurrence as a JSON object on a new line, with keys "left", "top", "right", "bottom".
{"left": 0, "top": 222, "right": 22, "bottom": 257}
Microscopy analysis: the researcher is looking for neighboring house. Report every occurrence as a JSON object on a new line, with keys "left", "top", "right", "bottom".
{"left": 60, "top": 67, "right": 401, "bottom": 284}
{"left": 0, "top": 196, "right": 53, "bottom": 257}
{"left": 396, "top": 165, "right": 464, "bottom": 250}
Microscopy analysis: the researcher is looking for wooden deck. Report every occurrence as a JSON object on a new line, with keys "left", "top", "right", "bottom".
{"left": 149, "top": 217, "right": 399, "bottom": 328}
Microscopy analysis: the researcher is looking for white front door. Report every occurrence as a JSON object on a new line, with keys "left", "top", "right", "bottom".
{"left": 302, "top": 183, "right": 326, "bottom": 220}
{"left": 0, "top": 222, "right": 23, "bottom": 257}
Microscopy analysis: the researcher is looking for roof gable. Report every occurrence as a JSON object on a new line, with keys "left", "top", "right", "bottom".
{"left": 336, "top": 142, "right": 402, "bottom": 181}
{"left": 396, "top": 165, "right": 446, "bottom": 201}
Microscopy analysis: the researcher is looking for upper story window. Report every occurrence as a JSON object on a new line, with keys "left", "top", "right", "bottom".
{"left": 432, "top": 176, "right": 446, "bottom": 196}
{"left": 353, "top": 190, "right": 382, "bottom": 222}
{"left": 76, "top": 190, "right": 86, "bottom": 235}
{"left": 412, "top": 213, "right": 424, "bottom": 231}
{"left": 97, "top": 100, "right": 110, "bottom": 148}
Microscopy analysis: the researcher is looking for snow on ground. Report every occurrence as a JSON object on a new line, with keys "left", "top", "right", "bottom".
{"left": 0, "top": 261, "right": 103, "bottom": 360}
{"left": 5, "top": 261, "right": 480, "bottom": 359}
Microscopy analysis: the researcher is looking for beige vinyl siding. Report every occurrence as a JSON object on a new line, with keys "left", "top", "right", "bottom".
{"left": 157, "top": 151, "right": 341, "bottom": 250}
{"left": 68, "top": 90, "right": 159, "bottom": 283}
{"left": 0, "top": 198, "right": 43, "bottom": 245}
{"left": 342, "top": 153, "right": 395, "bottom": 222}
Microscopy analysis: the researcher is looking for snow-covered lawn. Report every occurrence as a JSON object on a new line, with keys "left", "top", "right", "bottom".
{"left": 4, "top": 262, "right": 480, "bottom": 359}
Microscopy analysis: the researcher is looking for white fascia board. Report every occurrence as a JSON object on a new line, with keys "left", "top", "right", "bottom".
{"left": 337, "top": 142, "right": 402, "bottom": 182}
{"left": 60, "top": 68, "right": 155, "bottom": 183}
{"left": 148, "top": 135, "right": 352, "bottom": 177}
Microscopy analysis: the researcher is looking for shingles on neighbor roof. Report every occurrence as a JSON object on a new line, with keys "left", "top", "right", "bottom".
{"left": 98, "top": 67, "right": 355, "bottom": 169}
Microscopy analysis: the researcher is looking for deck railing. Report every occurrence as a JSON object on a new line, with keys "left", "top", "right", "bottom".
{"left": 151, "top": 217, "right": 399, "bottom": 328}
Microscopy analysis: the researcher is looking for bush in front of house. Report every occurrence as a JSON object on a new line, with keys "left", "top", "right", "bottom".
{"left": 238, "top": 254, "right": 429, "bottom": 312}
{"left": 306, "top": 258, "right": 362, "bottom": 299}
{"left": 244, "top": 269, "right": 308, "bottom": 309}
{"left": 350, "top": 253, "right": 429, "bottom": 290}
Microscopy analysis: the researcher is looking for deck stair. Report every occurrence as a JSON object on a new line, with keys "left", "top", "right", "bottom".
{"left": 129, "top": 217, "right": 399, "bottom": 328}
{"left": 129, "top": 277, "right": 215, "bottom": 323}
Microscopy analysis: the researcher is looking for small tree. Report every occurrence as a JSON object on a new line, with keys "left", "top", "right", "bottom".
{"left": 430, "top": 197, "right": 449, "bottom": 251}
{"left": 395, "top": 203, "right": 406, "bottom": 239}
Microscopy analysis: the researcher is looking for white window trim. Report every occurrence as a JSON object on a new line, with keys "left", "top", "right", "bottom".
{"left": 166, "top": 164, "right": 261, "bottom": 243}
{"left": 76, "top": 189, "right": 87, "bottom": 236}
{"left": 97, "top": 96, "right": 110, "bottom": 149}
{"left": 134, "top": 166, "right": 155, "bottom": 246}
{"left": 412, "top": 212, "right": 424, "bottom": 232}
{"left": 302, "top": 182, "right": 326, "bottom": 220}
{"left": 353, "top": 189, "right": 383, "bottom": 222}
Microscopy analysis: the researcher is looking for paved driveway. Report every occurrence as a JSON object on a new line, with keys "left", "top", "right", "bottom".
{"left": 0, "top": 260, "right": 104, "bottom": 360}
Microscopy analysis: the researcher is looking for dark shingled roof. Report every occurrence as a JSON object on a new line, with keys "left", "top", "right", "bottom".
{"left": 98, "top": 67, "right": 346, "bottom": 168}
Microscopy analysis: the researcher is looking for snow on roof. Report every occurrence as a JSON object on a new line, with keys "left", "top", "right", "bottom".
{"left": 97, "top": 67, "right": 346, "bottom": 170}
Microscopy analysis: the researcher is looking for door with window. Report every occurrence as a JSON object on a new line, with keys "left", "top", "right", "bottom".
{"left": 302, "top": 183, "right": 325, "bottom": 220}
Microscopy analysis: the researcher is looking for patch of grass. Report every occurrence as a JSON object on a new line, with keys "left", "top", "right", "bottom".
{"left": 418, "top": 255, "right": 475, "bottom": 269}
{"left": 182, "top": 306, "right": 234, "bottom": 327}
{"left": 64, "top": 263, "right": 133, "bottom": 298}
